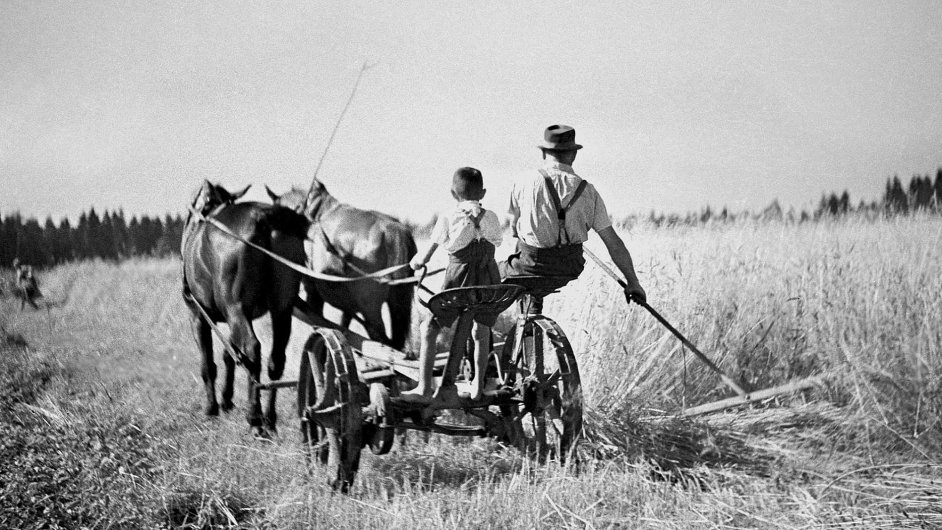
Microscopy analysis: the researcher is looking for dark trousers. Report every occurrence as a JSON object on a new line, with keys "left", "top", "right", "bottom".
{"left": 499, "top": 241, "right": 585, "bottom": 281}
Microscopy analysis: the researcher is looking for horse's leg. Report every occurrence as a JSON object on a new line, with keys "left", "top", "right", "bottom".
{"left": 387, "top": 284, "right": 414, "bottom": 351}
{"left": 264, "top": 307, "right": 294, "bottom": 432}
{"left": 302, "top": 279, "right": 325, "bottom": 318}
{"left": 360, "top": 302, "right": 391, "bottom": 345}
{"left": 226, "top": 306, "right": 264, "bottom": 434}
{"left": 189, "top": 310, "right": 218, "bottom": 416}
{"left": 220, "top": 347, "right": 236, "bottom": 412}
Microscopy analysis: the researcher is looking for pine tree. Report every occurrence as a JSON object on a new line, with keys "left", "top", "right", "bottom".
{"left": 58, "top": 217, "right": 74, "bottom": 262}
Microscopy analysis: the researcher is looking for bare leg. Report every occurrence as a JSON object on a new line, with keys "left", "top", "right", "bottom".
{"left": 470, "top": 322, "right": 490, "bottom": 401}
{"left": 400, "top": 318, "right": 439, "bottom": 401}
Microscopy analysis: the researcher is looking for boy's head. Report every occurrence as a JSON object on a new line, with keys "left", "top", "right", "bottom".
{"left": 451, "top": 167, "right": 486, "bottom": 201}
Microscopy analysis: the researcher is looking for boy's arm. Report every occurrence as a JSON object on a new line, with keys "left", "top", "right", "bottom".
{"left": 410, "top": 243, "right": 439, "bottom": 270}
{"left": 412, "top": 214, "right": 447, "bottom": 270}
{"left": 596, "top": 226, "right": 646, "bottom": 304}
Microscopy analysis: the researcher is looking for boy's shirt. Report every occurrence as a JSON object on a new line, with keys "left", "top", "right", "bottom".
{"left": 431, "top": 200, "right": 503, "bottom": 254}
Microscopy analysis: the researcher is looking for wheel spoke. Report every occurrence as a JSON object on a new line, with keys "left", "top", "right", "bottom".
{"left": 547, "top": 407, "right": 565, "bottom": 436}
{"left": 543, "top": 369, "right": 561, "bottom": 386}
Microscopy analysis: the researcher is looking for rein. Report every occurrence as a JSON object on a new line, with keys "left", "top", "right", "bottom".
{"left": 187, "top": 205, "right": 440, "bottom": 286}
{"left": 182, "top": 291, "right": 261, "bottom": 387}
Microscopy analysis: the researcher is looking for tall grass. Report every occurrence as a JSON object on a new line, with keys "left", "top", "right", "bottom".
{"left": 1, "top": 215, "right": 940, "bottom": 528}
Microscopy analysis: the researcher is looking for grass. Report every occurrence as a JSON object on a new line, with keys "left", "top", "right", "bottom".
{"left": 1, "top": 214, "right": 941, "bottom": 528}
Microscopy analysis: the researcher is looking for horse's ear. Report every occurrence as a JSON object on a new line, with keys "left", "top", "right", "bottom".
{"left": 231, "top": 184, "right": 251, "bottom": 201}
{"left": 265, "top": 185, "right": 280, "bottom": 202}
{"left": 200, "top": 179, "right": 214, "bottom": 196}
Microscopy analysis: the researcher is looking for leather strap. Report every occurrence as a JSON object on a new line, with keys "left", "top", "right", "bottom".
{"left": 538, "top": 169, "right": 589, "bottom": 246}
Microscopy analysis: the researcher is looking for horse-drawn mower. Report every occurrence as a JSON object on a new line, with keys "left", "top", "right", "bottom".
{"left": 183, "top": 181, "right": 822, "bottom": 493}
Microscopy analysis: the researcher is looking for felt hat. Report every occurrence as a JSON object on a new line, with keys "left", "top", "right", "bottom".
{"left": 538, "top": 124, "right": 583, "bottom": 151}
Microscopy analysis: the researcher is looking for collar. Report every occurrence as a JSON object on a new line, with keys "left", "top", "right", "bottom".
{"left": 543, "top": 161, "right": 576, "bottom": 175}
{"left": 457, "top": 200, "right": 482, "bottom": 212}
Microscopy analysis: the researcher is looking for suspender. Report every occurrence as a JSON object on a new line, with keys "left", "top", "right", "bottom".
{"left": 538, "top": 169, "right": 589, "bottom": 247}
{"left": 464, "top": 210, "right": 486, "bottom": 230}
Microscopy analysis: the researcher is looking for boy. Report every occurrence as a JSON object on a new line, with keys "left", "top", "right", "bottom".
{"left": 403, "top": 167, "right": 503, "bottom": 402}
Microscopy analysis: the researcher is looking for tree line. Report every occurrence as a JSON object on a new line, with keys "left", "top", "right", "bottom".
{"left": 644, "top": 168, "right": 942, "bottom": 227}
{"left": 0, "top": 209, "right": 185, "bottom": 268}
{"left": 2, "top": 168, "right": 941, "bottom": 267}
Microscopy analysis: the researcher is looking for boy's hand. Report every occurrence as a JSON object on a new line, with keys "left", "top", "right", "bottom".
{"left": 624, "top": 282, "right": 646, "bottom": 305}
{"left": 409, "top": 255, "right": 426, "bottom": 271}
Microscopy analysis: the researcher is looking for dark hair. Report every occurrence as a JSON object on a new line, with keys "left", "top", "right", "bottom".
{"left": 452, "top": 167, "right": 484, "bottom": 200}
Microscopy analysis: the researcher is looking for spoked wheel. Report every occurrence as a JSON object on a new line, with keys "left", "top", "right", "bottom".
{"left": 296, "top": 329, "right": 364, "bottom": 492}
{"left": 500, "top": 315, "right": 583, "bottom": 464}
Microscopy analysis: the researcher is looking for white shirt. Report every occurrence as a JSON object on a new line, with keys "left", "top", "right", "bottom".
{"left": 430, "top": 200, "right": 503, "bottom": 253}
{"left": 508, "top": 162, "right": 612, "bottom": 248}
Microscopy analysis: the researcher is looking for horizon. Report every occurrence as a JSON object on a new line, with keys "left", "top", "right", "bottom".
{"left": 2, "top": 170, "right": 935, "bottom": 226}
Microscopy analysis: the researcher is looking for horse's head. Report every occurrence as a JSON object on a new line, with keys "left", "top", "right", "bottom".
{"left": 191, "top": 180, "right": 251, "bottom": 216}
{"left": 266, "top": 180, "right": 331, "bottom": 220}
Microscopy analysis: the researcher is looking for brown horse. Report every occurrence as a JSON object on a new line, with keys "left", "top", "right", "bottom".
{"left": 267, "top": 181, "right": 416, "bottom": 350}
{"left": 182, "top": 181, "right": 309, "bottom": 436}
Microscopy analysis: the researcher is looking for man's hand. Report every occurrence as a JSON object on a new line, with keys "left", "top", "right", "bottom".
{"left": 624, "top": 282, "right": 646, "bottom": 305}
{"left": 409, "top": 255, "right": 427, "bottom": 271}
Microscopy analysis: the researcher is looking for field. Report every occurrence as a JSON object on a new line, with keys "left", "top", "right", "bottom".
{"left": 2, "top": 215, "right": 941, "bottom": 529}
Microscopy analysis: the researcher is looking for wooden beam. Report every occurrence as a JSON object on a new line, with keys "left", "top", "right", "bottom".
{"left": 682, "top": 376, "right": 823, "bottom": 416}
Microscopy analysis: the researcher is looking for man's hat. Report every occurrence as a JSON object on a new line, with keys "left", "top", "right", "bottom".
{"left": 538, "top": 124, "right": 583, "bottom": 151}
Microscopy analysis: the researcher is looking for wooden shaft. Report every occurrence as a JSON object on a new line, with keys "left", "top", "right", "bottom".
{"left": 682, "top": 376, "right": 821, "bottom": 416}
{"left": 638, "top": 301, "right": 747, "bottom": 396}
{"left": 583, "top": 247, "right": 748, "bottom": 397}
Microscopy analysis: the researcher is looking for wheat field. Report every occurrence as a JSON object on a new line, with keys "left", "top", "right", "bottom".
{"left": 2, "top": 215, "right": 941, "bottom": 529}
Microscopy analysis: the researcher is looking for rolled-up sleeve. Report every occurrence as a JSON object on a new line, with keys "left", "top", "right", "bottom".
{"left": 430, "top": 215, "right": 450, "bottom": 246}
{"left": 590, "top": 186, "right": 612, "bottom": 232}
{"left": 483, "top": 211, "right": 503, "bottom": 247}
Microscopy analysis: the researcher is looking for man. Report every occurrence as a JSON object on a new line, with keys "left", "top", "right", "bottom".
{"left": 500, "top": 124, "right": 646, "bottom": 304}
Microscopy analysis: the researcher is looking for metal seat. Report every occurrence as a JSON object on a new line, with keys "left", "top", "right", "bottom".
{"left": 427, "top": 284, "right": 525, "bottom": 322}
{"left": 499, "top": 275, "right": 573, "bottom": 300}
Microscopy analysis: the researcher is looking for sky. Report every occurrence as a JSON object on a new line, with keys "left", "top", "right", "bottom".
{"left": 2, "top": 1, "right": 941, "bottom": 223}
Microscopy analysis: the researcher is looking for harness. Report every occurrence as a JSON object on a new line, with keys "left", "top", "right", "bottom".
{"left": 538, "top": 169, "right": 589, "bottom": 247}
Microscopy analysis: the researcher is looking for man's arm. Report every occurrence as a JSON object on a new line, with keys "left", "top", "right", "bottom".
{"left": 506, "top": 183, "right": 520, "bottom": 238}
{"left": 596, "top": 226, "right": 646, "bottom": 304}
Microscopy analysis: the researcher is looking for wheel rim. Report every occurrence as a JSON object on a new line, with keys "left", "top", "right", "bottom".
{"left": 501, "top": 316, "right": 583, "bottom": 463}
{"left": 297, "top": 330, "right": 364, "bottom": 492}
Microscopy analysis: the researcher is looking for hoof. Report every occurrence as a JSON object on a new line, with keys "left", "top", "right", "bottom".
{"left": 252, "top": 425, "right": 278, "bottom": 441}
{"left": 221, "top": 400, "right": 235, "bottom": 413}
{"left": 265, "top": 416, "right": 279, "bottom": 434}
{"left": 205, "top": 402, "right": 220, "bottom": 416}
{"left": 252, "top": 426, "right": 272, "bottom": 441}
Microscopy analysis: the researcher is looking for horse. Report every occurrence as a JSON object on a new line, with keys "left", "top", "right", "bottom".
{"left": 266, "top": 180, "right": 417, "bottom": 350}
{"left": 11, "top": 264, "right": 43, "bottom": 310}
{"left": 182, "top": 180, "right": 309, "bottom": 437}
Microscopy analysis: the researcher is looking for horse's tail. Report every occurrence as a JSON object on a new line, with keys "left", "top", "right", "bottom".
{"left": 386, "top": 225, "right": 417, "bottom": 350}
